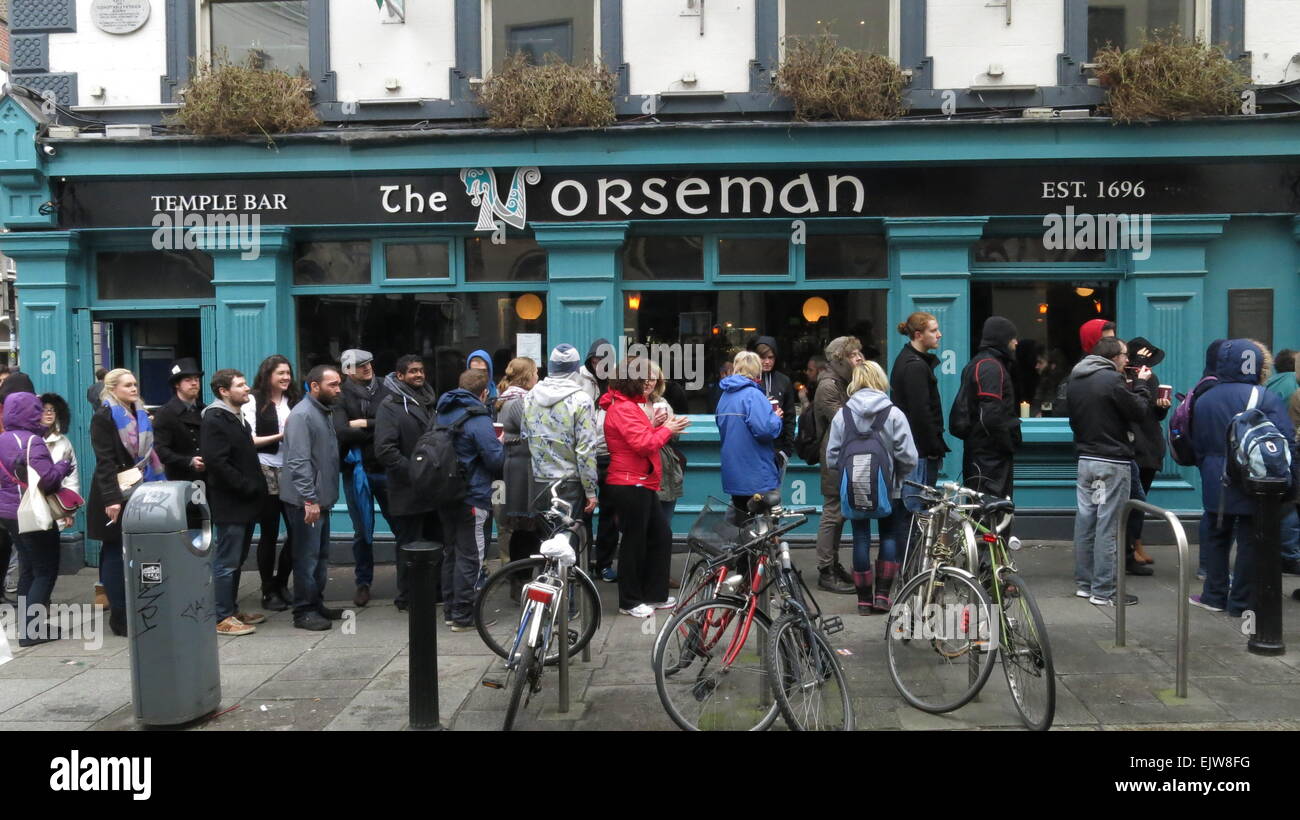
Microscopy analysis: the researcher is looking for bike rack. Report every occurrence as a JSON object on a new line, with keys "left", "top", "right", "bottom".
{"left": 1115, "top": 499, "right": 1190, "bottom": 699}
{"left": 556, "top": 531, "right": 590, "bottom": 714}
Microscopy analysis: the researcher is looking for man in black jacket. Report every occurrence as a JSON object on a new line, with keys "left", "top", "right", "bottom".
{"left": 1067, "top": 336, "right": 1154, "bottom": 607}
{"left": 374, "top": 354, "right": 442, "bottom": 611}
{"left": 154, "top": 357, "right": 206, "bottom": 483}
{"left": 335, "top": 349, "right": 392, "bottom": 607}
{"left": 200, "top": 368, "right": 268, "bottom": 635}
{"left": 951, "top": 316, "right": 1020, "bottom": 500}
{"left": 747, "top": 335, "right": 796, "bottom": 457}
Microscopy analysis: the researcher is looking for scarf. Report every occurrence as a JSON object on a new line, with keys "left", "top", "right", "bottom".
{"left": 107, "top": 400, "right": 166, "bottom": 482}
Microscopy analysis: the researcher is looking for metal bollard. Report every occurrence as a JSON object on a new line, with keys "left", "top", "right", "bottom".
{"left": 405, "top": 541, "right": 446, "bottom": 730}
{"left": 557, "top": 580, "right": 570, "bottom": 713}
{"left": 1249, "top": 496, "right": 1285, "bottom": 655}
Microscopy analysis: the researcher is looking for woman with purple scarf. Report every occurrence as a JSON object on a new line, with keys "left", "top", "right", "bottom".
{"left": 88, "top": 368, "right": 167, "bottom": 636}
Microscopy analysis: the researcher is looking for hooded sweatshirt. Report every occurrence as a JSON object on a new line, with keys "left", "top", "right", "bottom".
{"left": 435, "top": 388, "right": 504, "bottom": 509}
{"left": 0, "top": 391, "right": 73, "bottom": 520}
{"left": 715, "top": 374, "right": 784, "bottom": 496}
{"left": 952, "top": 316, "right": 1021, "bottom": 454}
{"left": 747, "top": 335, "right": 796, "bottom": 455}
{"left": 1065, "top": 354, "right": 1152, "bottom": 462}
{"left": 824, "top": 388, "right": 918, "bottom": 501}
{"left": 523, "top": 371, "right": 600, "bottom": 499}
{"left": 467, "top": 349, "right": 498, "bottom": 403}
{"left": 578, "top": 338, "right": 612, "bottom": 405}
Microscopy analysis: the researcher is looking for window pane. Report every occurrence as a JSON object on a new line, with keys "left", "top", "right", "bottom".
{"left": 464, "top": 235, "right": 547, "bottom": 282}
{"left": 97, "top": 251, "right": 214, "bottom": 300}
{"left": 718, "top": 238, "right": 789, "bottom": 277}
{"left": 1088, "top": 0, "right": 1194, "bottom": 57}
{"left": 491, "top": 0, "right": 594, "bottom": 72}
{"left": 622, "top": 288, "right": 886, "bottom": 414}
{"left": 296, "top": 291, "right": 546, "bottom": 397}
{"left": 385, "top": 243, "right": 451, "bottom": 279}
{"left": 806, "top": 234, "right": 887, "bottom": 279}
{"left": 973, "top": 236, "right": 1107, "bottom": 264}
{"left": 785, "top": 0, "right": 891, "bottom": 55}
{"left": 970, "top": 280, "right": 1119, "bottom": 416}
{"left": 211, "top": 1, "right": 309, "bottom": 74}
{"left": 294, "top": 241, "right": 371, "bottom": 285}
{"left": 622, "top": 236, "right": 705, "bottom": 281}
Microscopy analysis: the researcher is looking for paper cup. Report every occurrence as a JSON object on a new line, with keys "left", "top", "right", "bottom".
{"left": 1158, "top": 385, "right": 1172, "bottom": 402}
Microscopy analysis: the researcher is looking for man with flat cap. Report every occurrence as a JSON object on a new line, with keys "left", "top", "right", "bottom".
{"left": 153, "top": 357, "right": 206, "bottom": 483}
{"left": 335, "top": 348, "right": 392, "bottom": 607}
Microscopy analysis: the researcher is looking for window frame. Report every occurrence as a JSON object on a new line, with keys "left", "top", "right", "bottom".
{"left": 479, "top": 0, "right": 602, "bottom": 78}
{"left": 777, "top": 0, "right": 901, "bottom": 64}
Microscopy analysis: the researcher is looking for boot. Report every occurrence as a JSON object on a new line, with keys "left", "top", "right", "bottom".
{"left": 1133, "top": 539, "right": 1154, "bottom": 565}
{"left": 108, "top": 607, "right": 127, "bottom": 637}
{"left": 873, "top": 561, "right": 900, "bottom": 612}
{"left": 852, "top": 570, "right": 874, "bottom": 615}
{"left": 818, "top": 565, "right": 854, "bottom": 594}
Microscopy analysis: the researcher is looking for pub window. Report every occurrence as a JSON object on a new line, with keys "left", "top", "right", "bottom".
{"left": 621, "top": 236, "right": 705, "bottom": 281}
{"left": 717, "top": 237, "right": 791, "bottom": 278}
{"left": 622, "top": 288, "right": 887, "bottom": 414}
{"left": 296, "top": 291, "right": 547, "bottom": 397}
{"left": 208, "top": 0, "right": 310, "bottom": 73}
{"left": 384, "top": 242, "right": 452, "bottom": 281}
{"left": 464, "top": 235, "right": 548, "bottom": 282}
{"left": 970, "top": 280, "right": 1120, "bottom": 417}
{"left": 973, "top": 235, "right": 1107, "bottom": 265}
{"left": 97, "top": 250, "right": 215, "bottom": 300}
{"left": 782, "top": 0, "right": 893, "bottom": 57}
{"left": 486, "top": 0, "right": 597, "bottom": 74}
{"left": 294, "top": 241, "right": 371, "bottom": 285}
{"left": 1088, "top": 0, "right": 1196, "bottom": 58}
{"left": 806, "top": 234, "right": 887, "bottom": 279}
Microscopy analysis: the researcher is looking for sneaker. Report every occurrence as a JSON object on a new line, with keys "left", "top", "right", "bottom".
{"left": 1196, "top": 569, "right": 1207, "bottom": 581}
{"left": 353, "top": 585, "right": 371, "bottom": 607}
{"left": 217, "top": 616, "right": 256, "bottom": 636}
{"left": 450, "top": 618, "right": 494, "bottom": 632}
{"left": 1125, "top": 559, "right": 1154, "bottom": 577}
{"left": 293, "top": 612, "right": 332, "bottom": 631}
{"left": 317, "top": 606, "right": 345, "bottom": 621}
{"left": 1282, "top": 559, "right": 1300, "bottom": 576}
{"left": 1189, "top": 595, "right": 1225, "bottom": 612}
{"left": 1090, "top": 593, "right": 1139, "bottom": 607}
{"left": 235, "top": 611, "right": 266, "bottom": 625}
{"left": 262, "top": 590, "right": 290, "bottom": 612}
{"left": 647, "top": 597, "right": 677, "bottom": 610}
{"left": 619, "top": 604, "right": 655, "bottom": 618}
{"left": 600, "top": 567, "right": 618, "bottom": 583}
{"left": 1075, "top": 589, "right": 1092, "bottom": 599}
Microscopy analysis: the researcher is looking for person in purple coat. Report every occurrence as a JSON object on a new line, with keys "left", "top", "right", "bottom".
{"left": 0, "top": 391, "right": 74, "bottom": 646}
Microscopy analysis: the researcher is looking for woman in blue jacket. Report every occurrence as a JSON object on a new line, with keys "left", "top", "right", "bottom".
{"left": 716, "top": 351, "right": 784, "bottom": 515}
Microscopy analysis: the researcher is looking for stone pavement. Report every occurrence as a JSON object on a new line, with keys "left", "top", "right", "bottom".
{"left": 3, "top": 538, "right": 1300, "bottom": 731}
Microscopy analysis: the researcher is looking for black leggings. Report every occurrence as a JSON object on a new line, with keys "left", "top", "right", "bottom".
{"left": 256, "top": 493, "right": 294, "bottom": 591}
{"left": 606, "top": 484, "right": 671, "bottom": 610}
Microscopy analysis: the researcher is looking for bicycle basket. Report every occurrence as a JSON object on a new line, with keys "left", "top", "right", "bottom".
{"left": 687, "top": 497, "right": 750, "bottom": 558}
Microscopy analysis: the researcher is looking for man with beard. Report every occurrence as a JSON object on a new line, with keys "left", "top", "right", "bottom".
{"left": 280, "top": 365, "right": 343, "bottom": 631}
{"left": 153, "top": 357, "right": 206, "bottom": 483}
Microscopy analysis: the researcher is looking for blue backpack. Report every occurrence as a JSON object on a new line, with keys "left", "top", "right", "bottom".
{"left": 838, "top": 405, "right": 895, "bottom": 520}
{"left": 1223, "top": 387, "right": 1293, "bottom": 498}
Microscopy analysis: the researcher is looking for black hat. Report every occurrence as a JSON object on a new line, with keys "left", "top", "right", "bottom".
{"left": 1126, "top": 337, "right": 1165, "bottom": 368}
{"left": 168, "top": 357, "right": 203, "bottom": 384}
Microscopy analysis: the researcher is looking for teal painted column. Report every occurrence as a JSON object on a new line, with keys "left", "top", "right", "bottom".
{"left": 532, "top": 222, "right": 627, "bottom": 358}
{"left": 1128, "top": 215, "right": 1228, "bottom": 512}
{"left": 886, "top": 217, "right": 987, "bottom": 481}
{"left": 206, "top": 226, "right": 292, "bottom": 381}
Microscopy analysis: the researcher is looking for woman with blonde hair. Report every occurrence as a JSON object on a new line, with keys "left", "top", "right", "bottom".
{"left": 825, "top": 361, "right": 918, "bottom": 615}
{"left": 495, "top": 357, "right": 540, "bottom": 563}
{"left": 88, "top": 368, "right": 167, "bottom": 635}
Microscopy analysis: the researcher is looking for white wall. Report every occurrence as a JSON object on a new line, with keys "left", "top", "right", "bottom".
{"left": 1246, "top": 0, "right": 1300, "bottom": 84}
{"left": 928, "top": 0, "right": 1063, "bottom": 90}
{"left": 623, "top": 0, "right": 754, "bottom": 96}
{"left": 332, "top": 0, "right": 454, "bottom": 101}
{"left": 48, "top": 0, "right": 166, "bottom": 106}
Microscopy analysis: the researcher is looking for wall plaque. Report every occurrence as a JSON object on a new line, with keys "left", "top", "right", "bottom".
{"left": 90, "top": 0, "right": 150, "bottom": 34}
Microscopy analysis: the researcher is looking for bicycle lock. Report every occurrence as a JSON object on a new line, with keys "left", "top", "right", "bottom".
{"left": 1116, "top": 501, "right": 1190, "bottom": 698}
{"left": 405, "top": 541, "right": 446, "bottom": 730}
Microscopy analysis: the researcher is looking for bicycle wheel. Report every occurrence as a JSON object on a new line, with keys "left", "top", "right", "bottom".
{"left": 885, "top": 566, "right": 998, "bottom": 714}
{"left": 653, "top": 598, "right": 778, "bottom": 731}
{"left": 998, "top": 572, "right": 1055, "bottom": 731}
{"left": 503, "top": 641, "right": 540, "bottom": 731}
{"left": 475, "top": 557, "right": 600, "bottom": 663}
{"left": 766, "top": 614, "right": 854, "bottom": 731}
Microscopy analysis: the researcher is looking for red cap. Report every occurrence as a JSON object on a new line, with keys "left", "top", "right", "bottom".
{"left": 1079, "top": 319, "right": 1108, "bottom": 355}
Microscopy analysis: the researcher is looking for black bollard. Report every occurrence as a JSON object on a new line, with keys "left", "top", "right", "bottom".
{"left": 405, "top": 541, "right": 447, "bottom": 729}
{"left": 1248, "top": 497, "right": 1285, "bottom": 655}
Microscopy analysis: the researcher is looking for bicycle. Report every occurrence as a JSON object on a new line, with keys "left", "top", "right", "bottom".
{"left": 885, "top": 480, "right": 1055, "bottom": 731}
{"left": 653, "top": 490, "right": 854, "bottom": 731}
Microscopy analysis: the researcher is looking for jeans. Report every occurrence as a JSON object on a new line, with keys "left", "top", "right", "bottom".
{"left": 391, "top": 510, "right": 442, "bottom": 606}
{"left": 1200, "top": 513, "right": 1255, "bottom": 615}
{"left": 902, "top": 457, "right": 941, "bottom": 514}
{"left": 1073, "top": 458, "right": 1131, "bottom": 601}
{"left": 342, "top": 469, "right": 391, "bottom": 588}
{"left": 437, "top": 504, "right": 483, "bottom": 624}
{"left": 815, "top": 494, "right": 846, "bottom": 570}
{"left": 0, "top": 522, "right": 13, "bottom": 592}
{"left": 256, "top": 494, "right": 294, "bottom": 593}
{"left": 1124, "top": 463, "right": 1158, "bottom": 556}
{"left": 607, "top": 483, "right": 671, "bottom": 610}
{"left": 213, "top": 522, "right": 255, "bottom": 621}
{"left": 848, "top": 505, "right": 906, "bottom": 572}
{"left": 286, "top": 503, "right": 332, "bottom": 616}
{"left": 1281, "top": 506, "right": 1300, "bottom": 563}
{"left": 100, "top": 533, "right": 126, "bottom": 611}
{"left": 2, "top": 519, "right": 59, "bottom": 641}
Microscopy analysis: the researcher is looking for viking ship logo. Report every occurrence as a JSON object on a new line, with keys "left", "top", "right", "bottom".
{"left": 460, "top": 167, "right": 542, "bottom": 232}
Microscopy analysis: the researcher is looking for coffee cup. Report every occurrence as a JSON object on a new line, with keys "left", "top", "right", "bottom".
{"left": 493, "top": 422, "right": 504, "bottom": 440}
{"left": 1157, "top": 384, "right": 1172, "bottom": 403}
{"left": 769, "top": 398, "right": 780, "bottom": 412}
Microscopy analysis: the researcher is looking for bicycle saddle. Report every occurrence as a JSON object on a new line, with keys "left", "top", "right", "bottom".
{"left": 747, "top": 490, "right": 782, "bottom": 514}
{"left": 980, "top": 498, "right": 1016, "bottom": 517}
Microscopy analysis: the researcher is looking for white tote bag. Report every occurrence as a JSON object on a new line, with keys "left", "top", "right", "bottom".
{"left": 15, "top": 434, "right": 54, "bottom": 535}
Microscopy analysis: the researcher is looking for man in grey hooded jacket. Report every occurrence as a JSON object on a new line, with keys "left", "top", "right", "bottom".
{"left": 523, "top": 344, "right": 600, "bottom": 520}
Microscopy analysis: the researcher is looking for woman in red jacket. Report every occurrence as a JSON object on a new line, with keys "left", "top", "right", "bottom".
{"left": 600, "top": 359, "right": 690, "bottom": 618}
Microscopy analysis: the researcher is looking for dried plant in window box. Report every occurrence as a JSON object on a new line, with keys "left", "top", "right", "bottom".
{"left": 169, "top": 54, "right": 321, "bottom": 138}
{"left": 1093, "top": 28, "right": 1250, "bottom": 124}
{"left": 476, "top": 52, "right": 616, "bottom": 129}
{"left": 774, "top": 32, "right": 908, "bottom": 122}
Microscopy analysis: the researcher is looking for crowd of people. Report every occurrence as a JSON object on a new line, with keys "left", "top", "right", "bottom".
{"left": 0, "top": 310, "right": 1296, "bottom": 646}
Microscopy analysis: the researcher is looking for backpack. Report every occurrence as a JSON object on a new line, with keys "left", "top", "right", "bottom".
{"left": 948, "top": 369, "right": 975, "bottom": 440}
{"left": 1167, "top": 374, "right": 1218, "bottom": 466}
{"left": 838, "top": 405, "right": 896, "bottom": 520}
{"left": 794, "top": 402, "right": 820, "bottom": 465}
{"left": 409, "top": 413, "right": 473, "bottom": 502}
{"left": 1223, "top": 386, "right": 1293, "bottom": 497}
